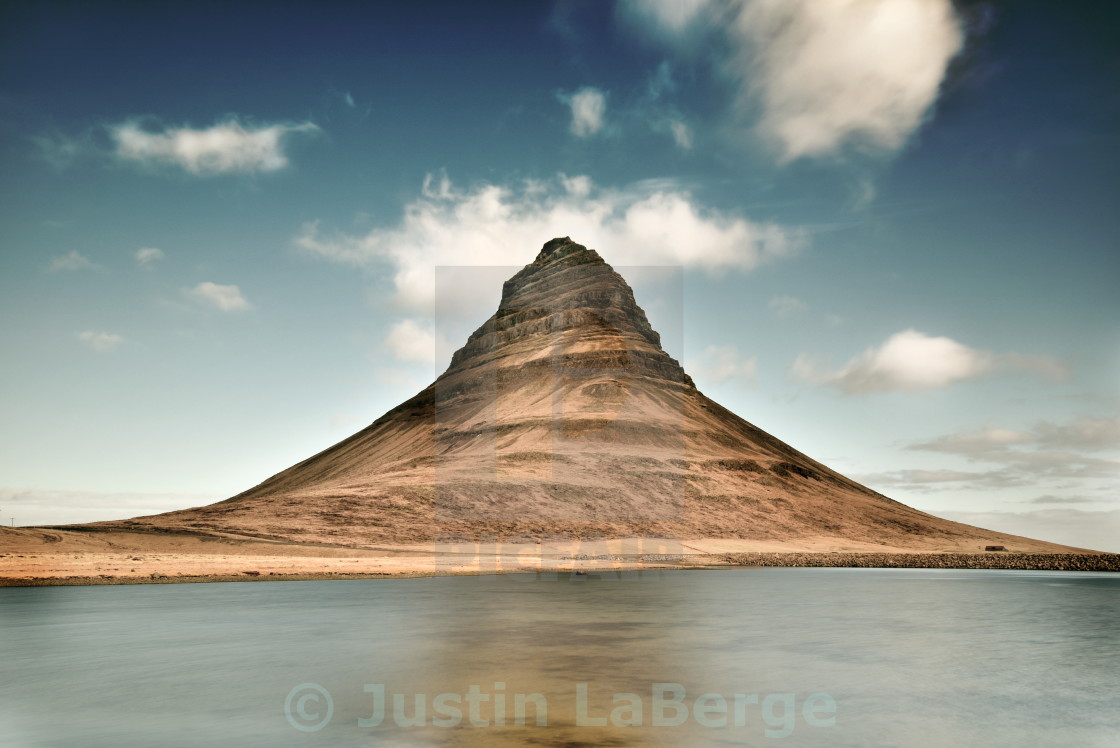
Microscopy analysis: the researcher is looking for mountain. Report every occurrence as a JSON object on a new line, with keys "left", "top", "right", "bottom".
{"left": 93, "top": 238, "right": 1066, "bottom": 551}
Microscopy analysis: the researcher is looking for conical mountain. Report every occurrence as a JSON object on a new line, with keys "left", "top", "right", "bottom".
{"left": 103, "top": 238, "right": 1065, "bottom": 551}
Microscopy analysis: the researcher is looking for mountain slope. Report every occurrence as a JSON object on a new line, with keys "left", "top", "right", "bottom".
{"left": 91, "top": 238, "right": 1071, "bottom": 551}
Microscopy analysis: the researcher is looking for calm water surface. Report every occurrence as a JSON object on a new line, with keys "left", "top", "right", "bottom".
{"left": 1, "top": 568, "right": 1117, "bottom": 747}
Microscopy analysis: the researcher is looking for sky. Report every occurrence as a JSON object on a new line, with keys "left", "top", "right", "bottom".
{"left": 1, "top": 0, "right": 1117, "bottom": 550}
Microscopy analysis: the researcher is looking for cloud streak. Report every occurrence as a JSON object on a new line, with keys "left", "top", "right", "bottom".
{"left": 77, "top": 331, "right": 125, "bottom": 352}
{"left": 1034, "top": 416, "right": 1120, "bottom": 452}
{"left": 135, "top": 247, "right": 165, "bottom": 268}
{"left": 769, "top": 295, "right": 807, "bottom": 318}
{"left": 111, "top": 118, "right": 320, "bottom": 175}
{"left": 188, "top": 282, "right": 253, "bottom": 311}
{"left": 863, "top": 416, "right": 1120, "bottom": 493}
{"left": 48, "top": 250, "right": 97, "bottom": 272}
{"left": 0, "top": 487, "right": 215, "bottom": 527}
{"left": 910, "top": 419, "right": 1120, "bottom": 462}
{"left": 909, "top": 428, "right": 1033, "bottom": 454}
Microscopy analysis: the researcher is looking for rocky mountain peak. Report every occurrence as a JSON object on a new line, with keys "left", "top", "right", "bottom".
{"left": 446, "top": 238, "right": 686, "bottom": 384}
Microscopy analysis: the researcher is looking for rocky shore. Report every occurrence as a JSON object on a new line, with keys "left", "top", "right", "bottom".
{"left": 721, "top": 552, "right": 1120, "bottom": 572}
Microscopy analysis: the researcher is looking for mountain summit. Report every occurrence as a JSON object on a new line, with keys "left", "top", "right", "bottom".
{"left": 104, "top": 238, "right": 1060, "bottom": 551}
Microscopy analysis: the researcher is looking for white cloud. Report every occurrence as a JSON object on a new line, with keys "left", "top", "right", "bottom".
{"left": 732, "top": 0, "right": 964, "bottom": 161}
{"left": 48, "top": 250, "right": 97, "bottom": 272}
{"left": 559, "top": 173, "right": 592, "bottom": 198}
{"left": 111, "top": 118, "right": 320, "bottom": 175}
{"left": 188, "top": 282, "right": 253, "bottom": 311}
{"left": 77, "top": 331, "right": 125, "bottom": 352}
{"left": 624, "top": 0, "right": 964, "bottom": 161}
{"left": 384, "top": 319, "right": 444, "bottom": 367}
{"left": 768, "top": 295, "right": 807, "bottom": 318}
{"left": 562, "top": 87, "right": 608, "bottom": 137}
{"left": 688, "top": 345, "right": 757, "bottom": 386}
{"left": 135, "top": 247, "right": 165, "bottom": 268}
{"left": 295, "top": 173, "right": 803, "bottom": 311}
{"left": 793, "top": 329, "right": 1066, "bottom": 394}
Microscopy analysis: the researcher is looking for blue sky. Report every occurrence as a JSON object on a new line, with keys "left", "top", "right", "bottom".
{"left": 1, "top": 0, "right": 1117, "bottom": 550}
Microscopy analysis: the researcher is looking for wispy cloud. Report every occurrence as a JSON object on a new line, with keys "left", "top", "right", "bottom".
{"left": 33, "top": 129, "right": 97, "bottom": 170}
{"left": 1028, "top": 495, "right": 1095, "bottom": 505}
{"left": 910, "top": 428, "right": 1033, "bottom": 454}
{"left": 621, "top": 0, "right": 964, "bottom": 162}
{"left": 188, "top": 282, "right": 253, "bottom": 311}
{"left": 134, "top": 247, "right": 165, "bottom": 268}
{"left": 667, "top": 119, "right": 693, "bottom": 149}
{"left": 1033, "top": 416, "right": 1120, "bottom": 452}
{"left": 866, "top": 416, "right": 1120, "bottom": 493}
{"left": 642, "top": 62, "right": 694, "bottom": 149}
{"left": 111, "top": 118, "right": 320, "bottom": 175}
{"left": 0, "top": 486, "right": 215, "bottom": 526}
{"left": 561, "top": 87, "right": 608, "bottom": 137}
{"left": 792, "top": 329, "right": 1067, "bottom": 394}
{"left": 48, "top": 250, "right": 97, "bottom": 272}
{"left": 909, "top": 419, "right": 1120, "bottom": 460}
{"left": 852, "top": 468, "right": 993, "bottom": 492}
{"left": 936, "top": 508, "right": 1120, "bottom": 552}
{"left": 687, "top": 345, "right": 757, "bottom": 386}
{"left": 620, "top": 0, "right": 717, "bottom": 38}
{"left": 77, "top": 331, "right": 125, "bottom": 352}
{"left": 647, "top": 60, "right": 677, "bottom": 100}
{"left": 295, "top": 172, "right": 804, "bottom": 311}
{"left": 768, "top": 295, "right": 807, "bottom": 318}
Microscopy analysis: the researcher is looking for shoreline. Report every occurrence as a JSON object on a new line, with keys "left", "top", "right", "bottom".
{"left": 3, "top": 552, "right": 1117, "bottom": 587}
{"left": 720, "top": 551, "right": 1120, "bottom": 572}
{"left": 3, "top": 528, "right": 1113, "bottom": 587}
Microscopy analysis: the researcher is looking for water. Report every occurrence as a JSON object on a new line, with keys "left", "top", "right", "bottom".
{"left": 1, "top": 569, "right": 1117, "bottom": 747}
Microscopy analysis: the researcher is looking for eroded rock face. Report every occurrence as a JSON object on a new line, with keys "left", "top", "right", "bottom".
{"left": 446, "top": 237, "right": 685, "bottom": 384}
{"left": 93, "top": 238, "right": 1062, "bottom": 551}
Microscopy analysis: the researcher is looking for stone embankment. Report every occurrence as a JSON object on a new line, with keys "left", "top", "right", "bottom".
{"left": 720, "top": 552, "right": 1120, "bottom": 572}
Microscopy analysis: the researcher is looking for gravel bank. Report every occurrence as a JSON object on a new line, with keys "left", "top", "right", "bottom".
{"left": 721, "top": 552, "right": 1120, "bottom": 572}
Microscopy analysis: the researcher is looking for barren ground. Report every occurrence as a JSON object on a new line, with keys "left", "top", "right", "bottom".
{"left": 1, "top": 527, "right": 1111, "bottom": 586}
